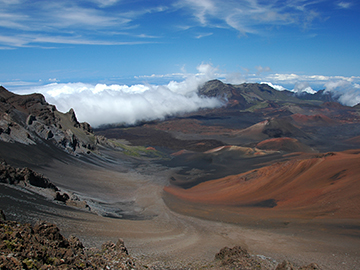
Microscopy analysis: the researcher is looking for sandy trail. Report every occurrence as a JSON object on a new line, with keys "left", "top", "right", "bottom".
{"left": 3, "top": 153, "right": 359, "bottom": 269}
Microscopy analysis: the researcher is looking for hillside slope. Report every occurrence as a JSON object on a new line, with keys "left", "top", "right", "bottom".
{"left": 165, "top": 150, "right": 360, "bottom": 219}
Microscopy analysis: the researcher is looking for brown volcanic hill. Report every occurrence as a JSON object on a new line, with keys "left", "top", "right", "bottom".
{"left": 164, "top": 150, "right": 360, "bottom": 219}
{"left": 290, "top": 113, "right": 338, "bottom": 126}
{"left": 321, "top": 101, "right": 349, "bottom": 109}
{"left": 256, "top": 137, "right": 315, "bottom": 153}
{"left": 204, "top": 145, "right": 275, "bottom": 156}
{"left": 235, "top": 117, "right": 311, "bottom": 143}
{"left": 0, "top": 86, "right": 96, "bottom": 154}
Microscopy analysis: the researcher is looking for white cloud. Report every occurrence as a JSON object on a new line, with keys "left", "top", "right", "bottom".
{"left": 21, "top": 64, "right": 223, "bottom": 127}
{"left": 267, "top": 73, "right": 300, "bottom": 82}
{"left": 292, "top": 81, "right": 316, "bottom": 94}
{"left": 0, "top": 1, "right": 164, "bottom": 48}
{"left": 322, "top": 80, "right": 360, "bottom": 106}
{"left": 182, "top": 0, "right": 216, "bottom": 25}
{"left": 324, "top": 80, "right": 350, "bottom": 93}
{"left": 48, "top": 78, "right": 59, "bottom": 82}
{"left": 264, "top": 73, "right": 360, "bottom": 86}
{"left": 178, "top": 0, "right": 322, "bottom": 36}
{"left": 195, "top": 32, "right": 213, "bottom": 39}
{"left": 260, "top": 82, "right": 286, "bottom": 91}
{"left": 337, "top": 2, "right": 352, "bottom": 9}
{"left": 0, "top": 0, "right": 22, "bottom": 4}
{"left": 91, "top": 0, "right": 120, "bottom": 7}
{"left": 9, "top": 62, "right": 360, "bottom": 127}
{"left": 338, "top": 91, "right": 360, "bottom": 106}
{"left": 255, "top": 66, "right": 271, "bottom": 74}
{"left": 0, "top": 0, "right": 344, "bottom": 49}
{"left": 31, "top": 35, "right": 151, "bottom": 46}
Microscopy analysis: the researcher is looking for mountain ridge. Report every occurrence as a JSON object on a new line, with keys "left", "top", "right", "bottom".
{"left": 0, "top": 86, "right": 96, "bottom": 154}
{"left": 198, "top": 79, "right": 342, "bottom": 108}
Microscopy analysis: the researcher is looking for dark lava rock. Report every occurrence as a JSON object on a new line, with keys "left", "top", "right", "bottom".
{"left": 0, "top": 161, "right": 58, "bottom": 191}
{"left": 54, "top": 192, "right": 70, "bottom": 203}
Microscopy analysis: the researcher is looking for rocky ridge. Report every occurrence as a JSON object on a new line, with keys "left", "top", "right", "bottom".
{"left": 198, "top": 79, "right": 339, "bottom": 107}
{"left": 0, "top": 86, "right": 96, "bottom": 154}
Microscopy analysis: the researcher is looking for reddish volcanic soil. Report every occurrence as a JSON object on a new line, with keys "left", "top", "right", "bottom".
{"left": 256, "top": 137, "right": 315, "bottom": 153}
{"left": 164, "top": 150, "right": 360, "bottom": 220}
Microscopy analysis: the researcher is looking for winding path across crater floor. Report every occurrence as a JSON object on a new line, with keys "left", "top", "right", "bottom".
{"left": 1, "top": 149, "right": 359, "bottom": 269}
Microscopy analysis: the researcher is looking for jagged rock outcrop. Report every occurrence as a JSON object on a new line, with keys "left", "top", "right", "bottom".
{"left": 0, "top": 161, "right": 58, "bottom": 191}
{"left": 0, "top": 161, "right": 90, "bottom": 210}
{"left": 0, "top": 86, "right": 96, "bottom": 154}
{"left": 0, "top": 214, "right": 136, "bottom": 269}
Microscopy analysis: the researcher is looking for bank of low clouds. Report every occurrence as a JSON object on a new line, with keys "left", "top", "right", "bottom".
{"left": 248, "top": 73, "right": 360, "bottom": 104}
{"left": 11, "top": 63, "right": 360, "bottom": 127}
{"left": 324, "top": 80, "right": 360, "bottom": 106}
{"left": 23, "top": 64, "right": 224, "bottom": 127}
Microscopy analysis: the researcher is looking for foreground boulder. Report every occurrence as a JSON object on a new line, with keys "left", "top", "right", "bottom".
{"left": 215, "top": 246, "right": 321, "bottom": 270}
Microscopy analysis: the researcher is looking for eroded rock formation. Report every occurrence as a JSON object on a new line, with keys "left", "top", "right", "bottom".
{"left": 0, "top": 86, "right": 96, "bottom": 154}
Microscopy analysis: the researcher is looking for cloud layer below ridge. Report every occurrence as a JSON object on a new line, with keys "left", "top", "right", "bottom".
{"left": 14, "top": 63, "right": 360, "bottom": 127}
{"left": 24, "top": 64, "right": 224, "bottom": 127}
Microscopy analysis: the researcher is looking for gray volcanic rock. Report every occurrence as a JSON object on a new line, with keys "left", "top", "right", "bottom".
{"left": 199, "top": 79, "right": 236, "bottom": 99}
{"left": 0, "top": 86, "right": 96, "bottom": 154}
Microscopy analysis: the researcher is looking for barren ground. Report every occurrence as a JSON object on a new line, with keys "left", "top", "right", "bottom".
{"left": 1, "top": 148, "right": 359, "bottom": 269}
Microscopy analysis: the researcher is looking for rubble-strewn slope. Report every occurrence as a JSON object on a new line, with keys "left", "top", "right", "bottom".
{"left": 0, "top": 212, "right": 321, "bottom": 270}
{"left": 0, "top": 213, "right": 136, "bottom": 269}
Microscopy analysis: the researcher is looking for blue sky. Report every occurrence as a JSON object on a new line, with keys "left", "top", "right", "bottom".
{"left": 1, "top": 0, "right": 360, "bottom": 126}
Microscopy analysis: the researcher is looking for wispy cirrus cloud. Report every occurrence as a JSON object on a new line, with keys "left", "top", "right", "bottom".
{"left": 0, "top": 0, "right": 350, "bottom": 49}
{"left": 195, "top": 32, "right": 213, "bottom": 39}
{"left": 337, "top": 1, "right": 352, "bottom": 9}
{"left": 0, "top": 0, "right": 165, "bottom": 48}
{"left": 0, "top": 33, "right": 153, "bottom": 48}
{"left": 90, "top": 0, "right": 120, "bottom": 7}
{"left": 176, "top": 0, "right": 323, "bottom": 36}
